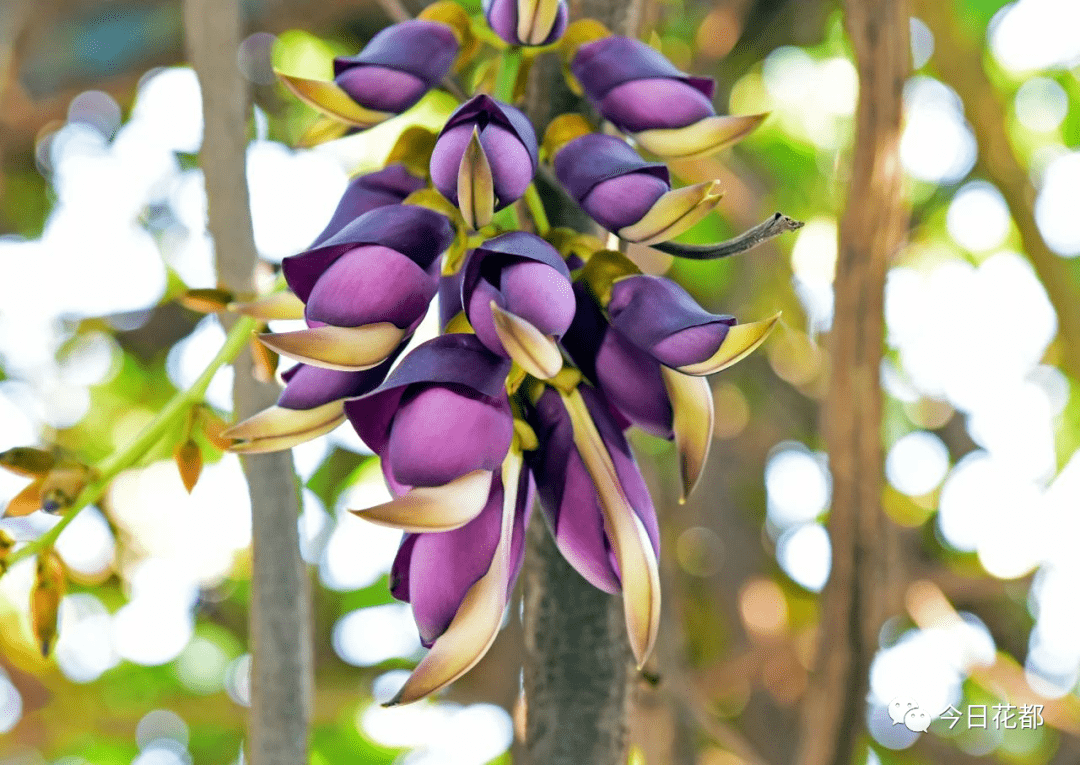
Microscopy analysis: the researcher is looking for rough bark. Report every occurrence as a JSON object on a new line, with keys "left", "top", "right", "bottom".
{"left": 182, "top": 2, "right": 312, "bottom": 763}
{"left": 794, "top": 2, "right": 908, "bottom": 765}
{"left": 520, "top": 0, "right": 645, "bottom": 762}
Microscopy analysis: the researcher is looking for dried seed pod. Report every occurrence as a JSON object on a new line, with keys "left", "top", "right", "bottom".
{"left": 32, "top": 550, "right": 65, "bottom": 657}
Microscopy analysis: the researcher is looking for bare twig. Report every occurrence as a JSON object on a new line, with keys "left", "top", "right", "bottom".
{"left": 182, "top": 2, "right": 311, "bottom": 764}
{"left": 794, "top": 3, "right": 909, "bottom": 765}
{"left": 651, "top": 212, "right": 804, "bottom": 259}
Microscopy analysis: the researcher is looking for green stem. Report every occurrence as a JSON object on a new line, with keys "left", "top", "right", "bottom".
{"left": 493, "top": 47, "right": 522, "bottom": 103}
{"left": 5, "top": 314, "right": 259, "bottom": 570}
{"left": 523, "top": 184, "right": 550, "bottom": 235}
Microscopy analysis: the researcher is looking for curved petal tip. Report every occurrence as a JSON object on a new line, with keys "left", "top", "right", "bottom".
{"left": 350, "top": 469, "right": 494, "bottom": 532}
{"left": 677, "top": 312, "right": 781, "bottom": 376}
{"left": 257, "top": 324, "right": 406, "bottom": 371}
{"left": 490, "top": 303, "right": 563, "bottom": 380}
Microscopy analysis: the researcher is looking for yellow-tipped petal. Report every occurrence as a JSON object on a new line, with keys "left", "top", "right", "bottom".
{"left": 634, "top": 114, "right": 769, "bottom": 160}
{"left": 351, "top": 469, "right": 494, "bottom": 533}
{"left": 560, "top": 389, "right": 661, "bottom": 668}
{"left": 558, "top": 19, "right": 610, "bottom": 66}
{"left": 275, "top": 72, "right": 394, "bottom": 128}
{"left": 489, "top": 303, "right": 563, "bottom": 380}
{"left": 388, "top": 452, "right": 522, "bottom": 705}
{"left": 228, "top": 291, "right": 306, "bottom": 321}
{"left": 541, "top": 114, "right": 594, "bottom": 163}
{"left": 458, "top": 128, "right": 495, "bottom": 230}
{"left": 618, "top": 181, "right": 722, "bottom": 246}
{"left": 519, "top": 0, "right": 561, "bottom": 45}
{"left": 178, "top": 287, "right": 235, "bottom": 313}
{"left": 4, "top": 479, "right": 43, "bottom": 517}
{"left": 660, "top": 368, "right": 713, "bottom": 502}
{"left": 677, "top": 313, "right": 781, "bottom": 376}
{"left": 257, "top": 323, "right": 406, "bottom": 371}
{"left": 295, "top": 116, "right": 351, "bottom": 148}
{"left": 223, "top": 401, "right": 346, "bottom": 453}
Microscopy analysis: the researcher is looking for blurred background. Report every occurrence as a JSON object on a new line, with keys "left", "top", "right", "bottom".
{"left": 1, "top": 0, "right": 1079, "bottom": 762}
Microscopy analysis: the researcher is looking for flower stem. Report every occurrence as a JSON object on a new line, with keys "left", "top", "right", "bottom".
{"left": 523, "top": 184, "right": 550, "bottom": 235}
{"left": 4, "top": 314, "right": 259, "bottom": 572}
{"left": 493, "top": 47, "right": 522, "bottom": 103}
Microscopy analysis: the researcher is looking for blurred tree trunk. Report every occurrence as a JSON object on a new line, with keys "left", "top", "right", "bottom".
{"left": 520, "top": 1, "right": 645, "bottom": 763}
{"left": 795, "top": 2, "right": 908, "bottom": 765}
{"left": 182, "top": 2, "right": 312, "bottom": 764}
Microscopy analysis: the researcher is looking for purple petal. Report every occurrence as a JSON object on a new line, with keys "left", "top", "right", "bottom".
{"left": 553, "top": 132, "right": 668, "bottom": 203}
{"left": 483, "top": 0, "right": 568, "bottom": 46}
{"left": 334, "top": 21, "right": 459, "bottom": 88}
{"left": 607, "top": 275, "right": 736, "bottom": 367}
{"left": 429, "top": 123, "right": 474, "bottom": 203}
{"left": 390, "top": 533, "right": 418, "bottom": 601}
{"left": 386, "top": 383, "right": 513, "bottom": 487}
{"left": 467, "top": 278, "right": 509, "bottom": 356}
{"left": 312, "top": 165, "right": 425, "bottom": 247}
{"left": 598, "top": 78, "right": 716, "bottom": 132}
{"left": 278, "top": 353, "right": 402, "bottom": 410}
{"left": 406, "top": 476, "right": 503, "bottom": 646}
{"left": 595, "top": 329, "right": 672, "bottom": 438}
{"left": 344, "top": 334, "right": 512, "bottom": 456}
{"left": 571, "top": 35, "right": 716, "bottom": 101}
{"left": 499, "top": 260, "right": 576, "bottom": 337}
{"left": 283, "top": 205, "right": 454, "bottom": 303}
{"left": 438, "top": 269, "right": 465, "bottom": 330}
{"left": 334, "top": 65, "right": 429, "bottom": 113}
{"left": 305, "top": 245, "right": 437, "bottom": 329}
{"left": 581, "top": 172, "right": 669, "bottom": 231}
{"left": 479, "top": 124, "right": 535, "bottom": 205}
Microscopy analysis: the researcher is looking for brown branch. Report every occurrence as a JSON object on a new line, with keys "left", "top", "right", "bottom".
{"left": 794, "top": 2, "right": 909, "bottom": 765}
{"left": 914, "top": 0, "right": 1080, "bottom": 382}
{"left": 182, "top": 2, "right": 311, "bottom": 764}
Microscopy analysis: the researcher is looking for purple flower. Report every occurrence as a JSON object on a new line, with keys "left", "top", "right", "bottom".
{"left": 312, "top": 165, "right": 425, "bottom": 247}
{"left": 430, "top": 95, "right": 538, "bottom": 229}
{"left": 222, "top": 355, "right": 401, "bottom": 453}
{"left": 571, "top": 35, "right": 766, "bottom": 158}
{"left": 554, "top": 133, "right": 721, "bottom": 244}
{"left": 461, "top": 232, "right": 575, "bottom": 379}
{"left": 525, "top": 382, "right": 660, "bottom": 667}
{"left": 484, "top": 0, "right": 568, "bottom": 46}
{"left": 608, "top": 275, "right": 780, "bottom": 375}
{"left": 260, "top": 205, "right": 454, "bottom": 371}
{"left": 277, "top": 20, "right": 460, "bottom": 128}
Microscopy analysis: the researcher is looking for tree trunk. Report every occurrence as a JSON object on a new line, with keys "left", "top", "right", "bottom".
{"left": 182, "top": 2, "right": 312, "bottom": 763}
{"left": 520, "top": 1, "right": 646, "bottom": 763}
{"left": 794, "top": 2, "right": 909, "bottom": 765}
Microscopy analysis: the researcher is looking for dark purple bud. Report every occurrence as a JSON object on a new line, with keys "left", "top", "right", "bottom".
{"left": 525, "top": 385, "right": 659, "bottom": 594}
{"left": 312, "top": 165, "right": 425, "bottom": 247}
{"left": 571, "top": 36, "right": 716, "bottom": 133}
{"left": 461, "top": 232, "right": 575, "bottom": 357}
{"left": 437, "top": 268, "right": 465, "bottom": 330}
{"left": 554, "top": 133, "right": 670, "bottom": 230}
{"left": 333, "top": 21, "right": 459, "bottom": 114}
{"left": 344, "top": 335, "right": 514, "bottom": 489}
{"left": 277, "top": 351, "right": 402, "bottom": 411}
{"left": 390, "top": 467, "right": 533, "bottom": 647}
{"left": 484, "top": 0, "right": 568, "bottom": 46}
{"left": 283, "top": 205, "right": 454, "bottom": 303}
{"left": 607, "top": 275, "right": 736, "bottom": 369}
{"left": 430, "top": 95, "right": 538, "bottom": 210}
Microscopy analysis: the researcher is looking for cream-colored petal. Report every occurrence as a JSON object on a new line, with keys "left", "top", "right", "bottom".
{"left": 295, "top": 116, "right": 352, "bottom": 148}
{"left": 350, "top": 469, "right": 494, "bottom": 533}
{"left": 634, "top": 114, "right": 768, "bottom": 160}
{"left": 228, "top": 292, "right": 306, "bottom": 321}
{"left": 223, "top": 401, "right": 345, "bottom": 451}
{"left": 560, "top": 389, "right": 661, "bottom": 668}
{"left": 618, "top": 181, "right": 722, "bottom": 245}
{"left": 388, "top": 452, "right": 522, "bottom": 705}
{"left": 661, "top": 368, "right": 713, "bottom": 502}
{"left": 275, "top": 72, "right": 394, "bottom": 128}
{"left": 677, "top": 313, "right": 781, "bottom": 376}
{"left": 490, "top": 303, "right": 563, "bottom": 380}
{"left": 519, "top": 0, "right": 561, "bottom": 45}
{"left": 458, "top": 128, "right": 495, "bottom": 230}
{"left": 4, "top": 479, "right": 43, "bottom": 517}
{"left": 257, "top": 323, "right": 406, "bottom": 371}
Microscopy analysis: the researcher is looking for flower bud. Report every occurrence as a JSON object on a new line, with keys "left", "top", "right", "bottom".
{"left": 554, "top": 133, "right": 721, "bottom": 244}
{"left": 571, "top": 35, "right": 766, "bottom": 159}
{"left": 263, "top": 206, "right": 454, "bottom": 371}
{"left": 312, "top": 165, "right": 425, "bottom": 247}
{"left": 430, "top": 96, "right": 538, "bottom": 228}
{"left": 278, "top": 20, "right": 460, "bottom": 128}
{"left": 462, "top": 232, "right": 574, "bottom": 379}
{"left": 484, "top": 0, "right": 568, "bottom": 47}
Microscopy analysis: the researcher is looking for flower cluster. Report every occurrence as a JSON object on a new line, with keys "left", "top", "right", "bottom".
{"left": 229, "top": 0, "right": 788, "bottom": 705}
